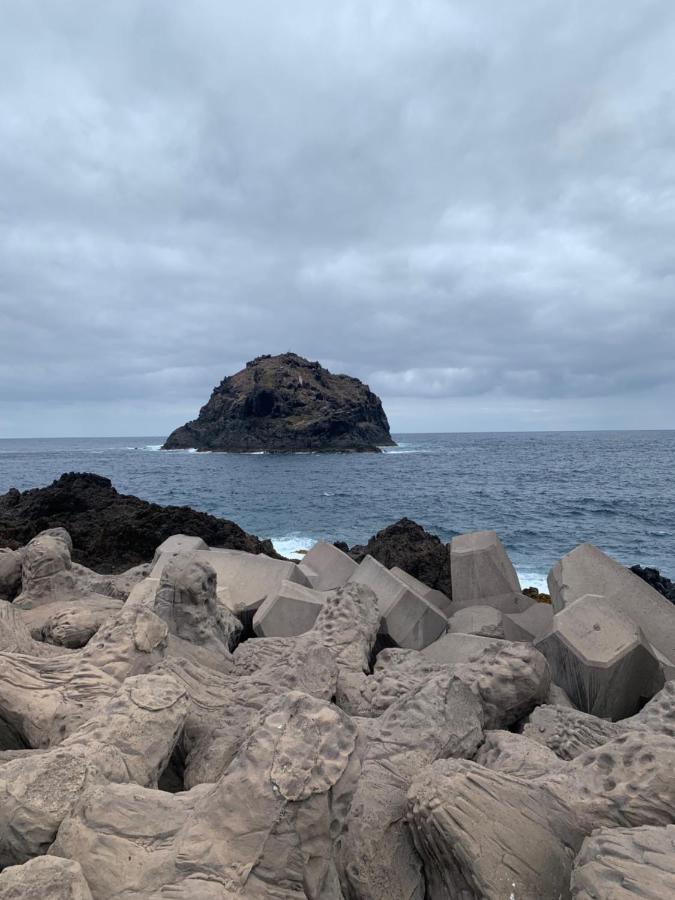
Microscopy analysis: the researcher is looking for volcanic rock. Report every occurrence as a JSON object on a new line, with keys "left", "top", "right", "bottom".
{"left": 162, "top": 352, "right": 395, "bottom": 453}
{"left": 0, "top": 473, "right": 276, "bottom": 573}
{"left": 347, "top": 517, "right": 452, "bottom": 597}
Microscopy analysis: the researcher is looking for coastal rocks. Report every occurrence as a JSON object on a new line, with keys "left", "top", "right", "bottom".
{"left": 571, "top": 825, "right": 675, "bottom": 898}
{"left": 407, "top": 731, "right": 675, "bottom": 899}
{"left": 535, "top": 593, "right": 663, "bottom": 719}
{"left": 0, "top": 856, "right": 94, "bottom": 899}
{"left": 50, "top": 691, "right": 358, "bottom": 899}
{"left": 347, "top": 517, "right": 452, "bottom": 598}
{"left": 163, "top": 352, "right": 395, "bottom": 453}
{"left": 631, "top": 564, "right": 675, "bottom": 604}
{"left": 348, "top": 555, "right": 447, "bottom": 650}
{"left": 450, "top": 529, "right": 533, "bottom": 613}
{"left": 0, "top": 549, "right": 22, "bottom": 602}
{"left": 548, "top": 543, "right": 675, "bottom": 673}
{"left": 0, "top": 472, "right": 276, "bottom": 573}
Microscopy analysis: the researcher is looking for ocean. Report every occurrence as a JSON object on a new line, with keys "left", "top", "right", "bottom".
{"left": 1, "top": 431, "right": 673, "bottom": 591}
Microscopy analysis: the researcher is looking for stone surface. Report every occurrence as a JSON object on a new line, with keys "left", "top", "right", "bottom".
{"left": 347, "top": 517, "right": 452, "bottom": 597}
{"left": 253, "top": 579, "right": 325, "bottom": 637}
{"left": 450, "top": 529, "right": 525, "bottom": 611}
{"left": 631, "top": 564, "right": 675, "bottom": 604}
{"left": 298, "top": 540, "right": 357, "bottom": 590}
{"left": 152, "top": 533, "right": 209, "bottom": 565}
{"left": 548, "top": 543, "right": 675, "bottom": 668}
{"left": 408, "top": 731, "right": 675, "bottom": 899}
{"left": 448, "top": 604, "right": 504, "bottom": 637}
{"left": 390, "top": 567, "right": 453, "bottom": 615}
{"left": 354, "top": 638, "right": 550, "bottom": 729}
{"left": 0, "top": 673, "right": 187, "bottom": 866}
{"left": 0, "top": 549, "right": 21, "bottom": 602}
{"left": 503, "top": 600, "right": 554, "bottom": 642}
{"left": 535, "top": 593, "right": 663, "bottom": 718}
{"left": 572, "top": 825, "right": 675, "bottom": 899}
{"left": 349, "top": 554, "right": 447, "bottom": 649}
{"left": 523, "top": 679, "right": 675, "bottom": 758}
{"left": 0, "top": 856, "right": 94, "bottom": 899}
{"left": 164, "top": 548, "right": 312, "bottom": 624}
{"left": 475, "top": 729, "right": 568, "bottom": 778}
{"left": 50, "top": 691, "right": 359, "bottom": 899}
{"left": 163, "top": 351, "right": 395, "bottom": 453}
{"left": 0, "top": 472, "right": 276, "bottom": 573}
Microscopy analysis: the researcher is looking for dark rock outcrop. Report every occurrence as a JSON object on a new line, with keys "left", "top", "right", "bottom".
{"left": 163, "top": 352, "right": 395, "bottom": 453}
{"left": 347, "top": 517, "right": 452, "bottom": 597}
{"left": 631, "top": 565, "right": 675, "bottom": 604}
{"left": 0, "top": 473, "right": 276, "bottom": 573}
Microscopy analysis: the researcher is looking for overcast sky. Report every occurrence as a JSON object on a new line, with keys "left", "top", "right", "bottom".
{"left": 1, "top": 1, "right": 674, "bottom": 437}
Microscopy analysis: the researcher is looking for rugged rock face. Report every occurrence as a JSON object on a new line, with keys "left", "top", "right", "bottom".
{"left": 0, "top": 473, "right": 276, "bottom": 573}
{"left": 162, "top": 352, "right": 395, "bottom": 452}
{"left": 631, "top": 564, "right": 675, "bottom": 604}
{"left": 346, "top": 518, "right": 452, "bottom": 597}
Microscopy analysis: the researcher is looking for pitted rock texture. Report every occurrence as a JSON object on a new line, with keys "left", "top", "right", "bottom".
{"left": 1, "top": 525, "right": 674, "bottom": 899}
{"left": 163, "top": 352, "right": 395, "bottom": 453}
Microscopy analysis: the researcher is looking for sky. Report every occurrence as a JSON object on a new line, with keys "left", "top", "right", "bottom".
{"left": 1, "top": 1, "right": 675, "bottom": 437}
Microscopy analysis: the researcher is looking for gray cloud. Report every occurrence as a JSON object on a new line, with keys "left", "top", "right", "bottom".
{"left": 1, "top": 1, "right": 674, "bottom": 436}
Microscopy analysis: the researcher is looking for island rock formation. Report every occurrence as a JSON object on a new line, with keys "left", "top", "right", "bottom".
{"left": 163, "top": 353, "right": 395, "bottom": 453}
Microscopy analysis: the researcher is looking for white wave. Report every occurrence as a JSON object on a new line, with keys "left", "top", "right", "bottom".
{"left": 382, "top": 448, "right": 424, "bottom": 454}
{"left": 516, "top": 571, "right": 550, "bottom": 593}
{"left": 271, "top": 535, "right": 318, "bottom": 559}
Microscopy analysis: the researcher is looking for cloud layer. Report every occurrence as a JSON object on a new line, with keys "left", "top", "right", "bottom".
{"left": 1, "top": 1, "right": 674, "bottom": 435}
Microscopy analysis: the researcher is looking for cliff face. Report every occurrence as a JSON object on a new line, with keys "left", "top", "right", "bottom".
{"left": 163, "top": 353, "right": 395, "bottom": 453}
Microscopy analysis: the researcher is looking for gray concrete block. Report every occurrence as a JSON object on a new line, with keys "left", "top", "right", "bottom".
{"left": 535, "top": 593, "right": 664, "bottom": 720}
{"left": 298, "top": 541, "right": 357, "bottom": 591}
{"left": 391, "top": 566, "right": 452, "bottom": 615}
{"left": 448, "top": 605, "right": 504, "bottom": 638}
{"left": 151, "top": 534, "right": 209, "bottom": 570}
{"left": 253, "top": 580, "right": 326, "bottom": 637}
{"left": 548, "top": 543, "right": 675, "bottom": 672}
{"left": 450, "top": 530, "right": 523, "bottom": 610}
{"left": 503, "top": 602, "right": 554, "bottom": 643}
{"left": 348, "top": 555, "right": 447, "bottom": 650}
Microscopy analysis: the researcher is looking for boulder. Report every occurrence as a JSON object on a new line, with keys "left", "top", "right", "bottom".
{"left": 253, "top": 579, "right": 325, "bottom": 637}
{"left": 348, "top": 555, "right": 447, "bottom": 650}
{"left": 421, "top": 632, "right": 507, "bottom": 665}
{"left": 548, "top": 543, "right": 675, "bottom": 670}
{"left": 630, "top": 564, "right": 675, "bottom": 604}
{"left": 572, "top": 825, "right": 675, "bottom": 898}
{"left": 535, "top": 594, "right": 663, "bottom": 719}
{"left": 0, "top": 857, "right": 94, "bottom": 899}
{"left": 298, "top": 540, "right": 357, "bottom": 590}
{"left": 407, "top": 731, "right": 675, "bottom": 900}
{"left": 450, "top": 530, "right": 533, "bottom": 613}
{"left": 347, "top": 517, "right": 452, "bottom": 597}
{"left": 503, "top": 601, "right": 554, "bottom": 642}
{"left": 448, "top": 604, "right": 504, "bottom": 638}
{"left": 0, "top": 472, "right": 276, "bottom": 573}
{"left": 0, "top": 550, "right": 21, "bottom": 602}
{"left": 162, "top": 352, "right": 395, "bottom": 453}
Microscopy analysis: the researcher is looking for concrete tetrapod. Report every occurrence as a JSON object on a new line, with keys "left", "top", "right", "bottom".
{"left": 535, "top": 594, "right": 663, "bottom": 719}
{"left": 450, "top": 530, "right": 532, "bottom": 613}
{"left": 548, "top": 543, "right": 675, "bottom": 674}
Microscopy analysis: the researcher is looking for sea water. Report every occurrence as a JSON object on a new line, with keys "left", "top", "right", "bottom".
{"left": 1, "top": 431, "right": 673, "bottom": 589}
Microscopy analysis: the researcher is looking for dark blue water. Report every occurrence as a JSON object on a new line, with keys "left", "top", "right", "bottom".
{"left": 1, "top": 432, "right": 673, "bottom": 589}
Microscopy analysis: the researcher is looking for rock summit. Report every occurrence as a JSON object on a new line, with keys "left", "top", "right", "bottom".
{"left": 163, "top": 353, "right": 395, "bottom": 453}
